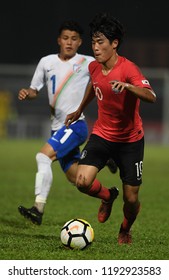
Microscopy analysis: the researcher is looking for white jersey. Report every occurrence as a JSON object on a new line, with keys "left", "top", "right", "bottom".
{"left": 30, "top": 53, "right": 95, "bottom": 130}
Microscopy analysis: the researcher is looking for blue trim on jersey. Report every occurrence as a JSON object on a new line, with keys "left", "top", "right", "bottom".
{"left": 48, "top": 120, "right": 88, "bottom": 172}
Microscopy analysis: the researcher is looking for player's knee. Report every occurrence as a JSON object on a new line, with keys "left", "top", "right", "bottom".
{"left": 76, "top": 175, "right": 91, "bottom": 193}
{"left": 123, "top": 184, "right": 139, "bottom": 204}
{"left": 36, "top": 152, "right": 45, "bottom": 163}
{"left": 124, "top": 192, "right": 139, "bottom": 205}
{"left": 66, "top": 173, "right": 76, "bottom": 184}
{"left": 36, "top": 152, "right": 52, "bottom": 165}
{"left": 65, "top": 163, "right": 78, "bottom": 184}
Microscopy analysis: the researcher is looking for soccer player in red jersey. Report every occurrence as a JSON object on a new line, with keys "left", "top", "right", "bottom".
{"left": 65, "top": 13, "right": 156, "bottom": 244}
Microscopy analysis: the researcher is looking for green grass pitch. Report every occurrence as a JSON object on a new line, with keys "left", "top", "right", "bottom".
{"left": 0, "top": 139, "right": 169, "bottom": 260}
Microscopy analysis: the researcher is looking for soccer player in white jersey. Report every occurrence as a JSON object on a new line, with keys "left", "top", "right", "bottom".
{"left": 18, "top": 20, "right": 118, "bottom": 225}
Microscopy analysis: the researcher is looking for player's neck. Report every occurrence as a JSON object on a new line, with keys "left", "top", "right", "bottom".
{"left": 102, "top": 53, "right": 118, "bottom": 75}
{"left": 58, "top": 53, "right": 76, "bottom": 61}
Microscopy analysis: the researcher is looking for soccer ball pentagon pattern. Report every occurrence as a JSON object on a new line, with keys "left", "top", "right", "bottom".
{"left": 60, "top": 218, "right": 94, "bottom": 250}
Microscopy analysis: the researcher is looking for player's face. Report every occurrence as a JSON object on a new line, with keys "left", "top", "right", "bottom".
{"left": 91, "top": 33, "right": 118, "bottom": 64}
{"left": 58, "top": 30, "right": 82, "bottom": 60}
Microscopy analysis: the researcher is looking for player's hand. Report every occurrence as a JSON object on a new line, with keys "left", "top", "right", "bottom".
{"left": 109, "top": 80, "right": 129, "bottom": 92}
{"left": 18, "top": 89, "right": 29, "bottom": 100}
{"left": 65, "top": 110, "right": 81, "bottom": 127}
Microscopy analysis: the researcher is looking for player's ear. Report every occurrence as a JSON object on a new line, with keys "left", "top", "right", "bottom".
{"left": 57, "top": 37, "right": 61, "bottom": 46}
{"left": 112, "top": 39, "right": 119, "bottom": 49}
{"left": 78, "top": 38, "right": 82, "bottom": 47}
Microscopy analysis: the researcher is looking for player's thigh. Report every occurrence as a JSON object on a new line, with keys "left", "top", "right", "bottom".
{"left": 79, "top": 134, "right": 110, "bottom": 170}
{"left": 40, "top": 143, "right": 56, "bottom": 161}
{"left": 48, "top": 126, "right": 79, "bottom": 158}
{"left": 65, "top": 162, "right": 78, "bottom": 184}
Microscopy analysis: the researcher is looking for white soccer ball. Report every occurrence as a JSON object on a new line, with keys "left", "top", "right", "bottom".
{"left": 60, "top": 218, "right": 94, "bottom": 250}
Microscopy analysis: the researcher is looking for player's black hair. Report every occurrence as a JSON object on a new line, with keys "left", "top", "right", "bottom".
{"left": 89, "top": 12, "right": 125, "bottom": 49}
{"left": 58, "top": 20, "right": 84, "bottom": 38}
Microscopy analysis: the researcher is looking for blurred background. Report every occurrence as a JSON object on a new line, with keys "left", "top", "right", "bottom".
{"left": 0, "top": 0, "right": 169, "bottom": 143}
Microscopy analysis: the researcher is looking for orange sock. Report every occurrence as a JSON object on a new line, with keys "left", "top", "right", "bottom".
{"left": 86, "top": 179, "right": 111, "bottom": 201}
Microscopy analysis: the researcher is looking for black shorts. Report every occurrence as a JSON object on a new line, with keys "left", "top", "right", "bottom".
{"left": 79, "top": 134, "right": 144, "bottom": 186}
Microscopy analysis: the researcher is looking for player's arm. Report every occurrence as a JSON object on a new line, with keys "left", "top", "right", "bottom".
{"left": 125, "top": 83, "right": 156, "bottom": 103}
{"left": 65, "top": 82, "right": 95, "bottom": 127}
{"left": 18, "top": 88, "right": 38, "bottom": 100}
{"left": 110, "top": 80, "right": 156, "bottom": 103}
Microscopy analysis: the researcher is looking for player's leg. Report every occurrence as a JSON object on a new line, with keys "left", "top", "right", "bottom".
{"left": 32, "top": 125, "right": 83, "bottom": 220}
{"left": 117, "top": 137, "right": 144, "bottom": 244}
{"left": 18, "top": 120, "right": 88, "bottom": 224}
{"left": 118, "top": 184, "right": 140, "bottom": 244}
{"left": 76, "top": 164, "right": 119, "bottom": 222}
{"left": 18, "top": 143, "right": 56, "bottom": 225}
{"left": 106, "top": 158, "right": 118, "bottom": 174}
{"left": 18, "top": 120, "right": 88, "bottom": 225}
{"left": 58, "top": 146, "right": 81, "bottom": 184}
{"left": 59, "top": 134, "right": 119, "bottom": 214}
{"left": 57, "top": 120, "right": 88, "bottom": 183}
{"left": 75, "top": 134, "right": 119, "bottom": 222}
{"left": 65, "top": 162, "right": 78, "bottom": 183}
{"left": 34, "top": 144, "right": 56, "bottom": 212}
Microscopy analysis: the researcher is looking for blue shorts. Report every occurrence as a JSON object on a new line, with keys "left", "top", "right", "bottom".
{"left": 48, "top": 120, "right": 88, "bottom": 172}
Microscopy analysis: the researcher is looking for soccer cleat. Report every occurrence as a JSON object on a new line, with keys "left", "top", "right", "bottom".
{"left": 106, "top": 158, "right": 118, "bottom": 174}
{"left": 98, "top": 187, "right": 119, "bottom": 223}
{"left": 18, "top": 205, "right": 43, "bottom": 225}
{"left": 118, "top": 226, "right": 132, "bottom": 245}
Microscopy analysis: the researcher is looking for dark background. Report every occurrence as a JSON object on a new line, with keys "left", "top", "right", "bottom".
{"left": 0, "top": 0, "right": 168, "bottom": 142}
{"left": 0, "top": 0, "right": 168, "bottom": 66}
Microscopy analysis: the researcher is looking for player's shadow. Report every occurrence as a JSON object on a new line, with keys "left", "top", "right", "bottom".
{"left": 0, "top": 216, "right": 60, "bottom": 241}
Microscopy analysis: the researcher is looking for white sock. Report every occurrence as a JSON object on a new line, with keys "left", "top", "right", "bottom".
{"left": 34, "top": 152, "right": 53, "bottom": 209}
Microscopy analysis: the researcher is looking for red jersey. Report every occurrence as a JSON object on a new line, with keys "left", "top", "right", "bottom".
{"left": 89, "top": 56, "right": 152, "bottom": 142}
